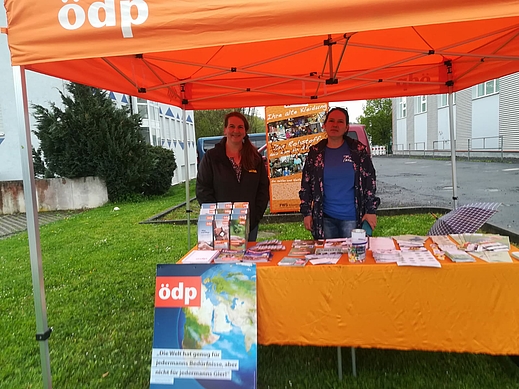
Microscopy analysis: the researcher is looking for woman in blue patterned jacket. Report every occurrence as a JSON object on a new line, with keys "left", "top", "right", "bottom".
{"left": 299, "top": 107, "right": 380, "bottom": 239}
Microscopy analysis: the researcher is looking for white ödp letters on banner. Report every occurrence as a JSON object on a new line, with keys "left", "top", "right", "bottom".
{"left": 158, "top": 282, "right": 198, "bottom": 306}
{"left": 58, "top": 0, "right": 149, "bottom": 38}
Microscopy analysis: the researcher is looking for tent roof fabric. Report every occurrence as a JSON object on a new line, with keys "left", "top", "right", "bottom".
{"left": 4, "top": 0, "right": 519, "bottom": 109}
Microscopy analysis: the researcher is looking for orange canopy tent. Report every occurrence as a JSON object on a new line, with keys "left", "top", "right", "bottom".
{"left": 3, "top": 1, "right": 519, "bottom": 387}
{"left": 4, "top": 0, "right": 519, "bottom": 109}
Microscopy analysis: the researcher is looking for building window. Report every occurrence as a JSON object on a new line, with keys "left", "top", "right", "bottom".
{"left": 473, "top": 79, "right": 500, "bottom": 98}
{"left": 149, "top": 105, "right": 159, "bottom": 121}
{"left": 415, "top": 95, "right": 427, "bottom": 114}
{"left": 137, "top": 98, "right": 148, "bottom": 119}
{"left": 397, "top": 97, "right": 407, "bottom": 119}
{"left": 140, "top": 127, "right": 150, "bottom": 144}
{"left": 439, "top": 94, "right": 447, "bottom": 107}
{"left": 438, "top": 93, "right": 456, "bottom": 107}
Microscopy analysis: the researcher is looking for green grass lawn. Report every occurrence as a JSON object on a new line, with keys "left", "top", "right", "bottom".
{"left": 1, "top": 182, "right": 518, "bottom": 388}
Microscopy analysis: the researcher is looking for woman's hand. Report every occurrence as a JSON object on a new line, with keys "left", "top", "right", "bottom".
{"left": 304, "top": 215, "right": 313, "bottom": 232}
{"left": 362, "top": 214, "right": 377, "bottom": 230}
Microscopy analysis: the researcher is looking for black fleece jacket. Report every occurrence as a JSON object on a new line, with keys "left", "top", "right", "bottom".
{"left": 196, "top": 139, "right": 270, "bottom": 230}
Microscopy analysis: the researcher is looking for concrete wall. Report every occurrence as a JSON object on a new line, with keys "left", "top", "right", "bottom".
{"left": 0, "top": 177, "right": 108, "bottom": 214}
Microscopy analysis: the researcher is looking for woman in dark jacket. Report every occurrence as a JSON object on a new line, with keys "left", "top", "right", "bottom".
{"left": 299, "top": 107, "right": 380, "bottom": 239}
{"left": 196, "top": 112, "right": 270, "bottom": 241}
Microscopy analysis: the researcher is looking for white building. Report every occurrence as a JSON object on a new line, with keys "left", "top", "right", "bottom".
{"left": 1, "top": 7, "right": 196, "bottom": 184}
{"left": 109, "top": 93, "right": 197, "bottom": 185}
{"left": 392, "top": 73, "right": 519, "bottom": 153}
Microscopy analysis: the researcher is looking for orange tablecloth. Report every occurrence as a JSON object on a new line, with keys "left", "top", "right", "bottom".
{"left": 255, "top": 241, "right": 519, "bottom": 355}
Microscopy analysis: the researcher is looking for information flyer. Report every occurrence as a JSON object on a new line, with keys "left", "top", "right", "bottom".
{"left": 150, "top": 263, "right": 257, "bottom": 389}
{"left": 265, "top": 103, "right": 328, "bottom": 213}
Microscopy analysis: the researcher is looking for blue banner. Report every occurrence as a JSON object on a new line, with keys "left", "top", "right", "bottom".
{"left": 150, "top": 263, "right": 257, "bottom": 389}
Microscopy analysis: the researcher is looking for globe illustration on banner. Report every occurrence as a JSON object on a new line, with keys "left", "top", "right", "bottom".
{"left": 178, "top": 265, "right": 257, "bottom": 389}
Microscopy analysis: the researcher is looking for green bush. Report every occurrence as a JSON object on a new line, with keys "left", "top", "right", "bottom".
{"left": 32, "top": 83, "right": 155, "bottom": 201}
{"left": 141, "top": 145, "right": 177, "bottom": 196}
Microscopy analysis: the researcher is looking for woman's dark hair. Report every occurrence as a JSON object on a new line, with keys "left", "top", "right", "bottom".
{"left": 324, "top": 107, "right": 350, "bottom": 125}
{"left": 224, "top": 111, "right": 260, "bottom": 170}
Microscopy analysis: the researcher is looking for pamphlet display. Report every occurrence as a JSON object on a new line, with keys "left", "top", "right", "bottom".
{"left": 213, "top": 214, "right": 231, "bottom": 250}
{"left": 198, "top": 202, "right": 250, "bottom": 250}
{"left": 229, "top": 213, "right": 248, "bottom": 251}
{"left": 197, "top": 215, "right": 215, "bottom": 250}
{"left": 150, "top": 263, "right": 257, "bottom": 388}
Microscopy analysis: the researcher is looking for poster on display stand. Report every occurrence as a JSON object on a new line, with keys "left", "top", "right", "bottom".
{"left": 150, "top": 263, "right": 257, "bottom": 389}
{"left": 265, "top": 103, "right": 328, "bottom": 213}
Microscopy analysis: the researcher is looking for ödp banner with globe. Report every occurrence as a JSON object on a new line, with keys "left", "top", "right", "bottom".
{"left": 150, "top": 263, "right": 257, "bottom": 389}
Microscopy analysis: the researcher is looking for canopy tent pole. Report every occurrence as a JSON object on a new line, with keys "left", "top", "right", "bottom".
{"left": 445, "top": 60, "right": 458, "bottom": 209}
{"left": 181, "top": 84, "right": 192, "bottom": 249}
{"left": 448, "top": 91, "right": 457, "bottom": 209}
{"left": 13, "top": 65, "right": 53, "bottom": 389}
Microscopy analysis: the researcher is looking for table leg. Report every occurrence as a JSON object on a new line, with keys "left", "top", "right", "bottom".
{"left": 351, "top": 347, "right": 357, "bottom": 377}
{"left": 337, "top": 346, "right": 343, "bottom": 380}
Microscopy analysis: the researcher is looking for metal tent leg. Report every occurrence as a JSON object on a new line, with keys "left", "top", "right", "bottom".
{"left": 13, "top": 65, "right": 52, "bottom": 388}
{"left": 180, "top": 86, "right": 191, "bottom": 249}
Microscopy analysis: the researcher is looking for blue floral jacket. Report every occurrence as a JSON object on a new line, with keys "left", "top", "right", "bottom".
{"left": 299, "top": 136, "right": 380, "bottom": 239}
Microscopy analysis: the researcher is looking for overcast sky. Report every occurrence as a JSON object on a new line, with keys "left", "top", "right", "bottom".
{"left": 254, "top": 100, "right": 366, "bottom": 123}
{"left": 328, "top": 100, "right": 366, "bottom": 123}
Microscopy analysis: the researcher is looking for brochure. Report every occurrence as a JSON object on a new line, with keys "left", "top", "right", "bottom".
{"left": 255, "top": 239, "right": 282, "bottom": 246}
{"left": 278, "top": 257, "right": 308, "bottom": 267}
{"left": 444, "top": 249, "right": 476, "bottom": 263}
{"left": 469, "top": 250, "right": 513, "bottom": 263}
{"left": 430, "top": 235, "right": 454, "bottom": 247}
{"left": 242, "top": 250, "right": 271, "bottom": 263}
{"left": 248, "top": 243, "right": 286, "bottom": 251}
{"left": 396, "top": 250, "right": 441, "bottom": 268}
{"left": 214, "top": 250, "right": 245, "bottom": 263}
{"left": 393, "top": 235, "right": 428, "bottom": 248}
{"left": 292, "top": 240, "right": 316, "bottom": 248}
{"left": 369, "top": 237, "right": 396, "bottom": 251}
{"left": 181, "top": 249, "right": 220, "bottom": 264}
{"left": 287, "top": 246, "right": 315, "bottom": 257}
{"left": 315, "top": 247, "right": 343, "bottom": 255}
{"left": 372, "top": 249, "right": 402, "bottom": 263}
{"left": 449, "top": 233, "right": 510, "bottom": 251}
{"left": 323, "top": 238, "right": 350, "bottom": 253}
{"left": 306, "top": 253, "right": 342, "bottom": 265}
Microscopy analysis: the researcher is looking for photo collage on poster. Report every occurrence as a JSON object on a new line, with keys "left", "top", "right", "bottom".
{"left": 265, "top": 103, "right": 328, "bottom": 213}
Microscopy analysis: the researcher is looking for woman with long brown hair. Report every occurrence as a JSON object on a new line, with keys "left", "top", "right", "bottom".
{"left": 196, "top": 112, "right": 270, "bottom": 241}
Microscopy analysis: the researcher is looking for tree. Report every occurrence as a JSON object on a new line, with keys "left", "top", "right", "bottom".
{"left": 141, "top": 145, "right": 177, "bottom": 196}
{"left": 194, "top": 109, "right": 234, "bottom": 138}
{"left": 32, "top": 147, "right": 49, "bottom": 178}
{"left": 32, "top": 83, "right": 175, "bottom": 201}
{"left": 194, "top": 108, "right": 265, "bottom": 139}
{"left": 240, "top": 107, "right": 265, "bottom": 134}
{"left": 357, "top": 99, "right": 392, "bottom": 146}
